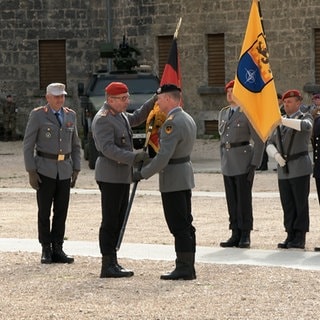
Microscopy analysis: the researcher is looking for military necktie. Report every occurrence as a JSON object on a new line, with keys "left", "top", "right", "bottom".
{"left": 228, "top": 109, "right": 234, "bottom": 120}
{"left": 55, "top": 112, "right": 62, "bottom": 127}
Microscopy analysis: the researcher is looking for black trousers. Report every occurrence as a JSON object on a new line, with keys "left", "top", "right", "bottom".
{"left": 37, "top": 174, "right": 71, "bottom": 245}
{"left": 278, "top": 175, "right": 310, "bottom": 233}
{"left": 161, "top": 190, "right": 196, "bottom": 253}
{"left": 223, "top": 173, "right": 253, "bottom": 231}
{"left": 98, "top": 182, "right": 130, "bottom": 255}
{"left": 315, "top": 177, "right": 320, "bottom": 206}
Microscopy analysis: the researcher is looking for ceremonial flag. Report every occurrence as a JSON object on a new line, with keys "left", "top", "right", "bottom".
{"left": 160, "top": 37, "right": 182, "bottom": 88}
{"left": 232, "top": 0, "right": 281, "bottom": 142}
{"left": 147, "top": 18, "right": 182, "bottom": 153}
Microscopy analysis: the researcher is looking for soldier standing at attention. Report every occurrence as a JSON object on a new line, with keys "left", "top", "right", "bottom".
{"left": 133, "top": 84, "right": 197, "bottom": 280}
{"left": 23, "top": 83, "right": 81, "bottom": 264}
{"left": 311, "top": 101, "right": 320, "bottom": 251}
{"left": 267, "top": 89, "right": 313, "bottom": 249}
{"left": 92, "top": 82, "right": 155, "bottom": 278}
{"left": 218, "top": 80, "right": 264, "bottom": 249}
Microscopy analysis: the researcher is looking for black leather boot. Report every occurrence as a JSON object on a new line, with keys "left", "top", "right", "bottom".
{"left": 41, "top": 244, "right": 52, "bottom": 264}
{"left": 160, "top": 252, "right": 196, "bottom": 280}
{"left": 277, "top": 231, "right": 294, "bottom": 249}
{"left": 220, "top": 229, "right": 240, "bottom": 248}
{"left": 100, "top": 255, "right": 134, "bottom": 278}
{"left": 238, "top": 230, "right": 251, "bottom": 248}
{"left": 287, "top": 231, "right": 306, "bottom": 249}
{"left": 52, "top": 243, "right": 74, "bottom": 264}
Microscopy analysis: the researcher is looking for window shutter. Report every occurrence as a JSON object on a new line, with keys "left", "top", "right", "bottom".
{"left": 208, "top": 34, "right": 225, "bottom": 86}
{"left": 39, "top": 40, "right": 66, "bottom": 89}
{"left": 158, "top": 36, "right": 173, "bottom": 80}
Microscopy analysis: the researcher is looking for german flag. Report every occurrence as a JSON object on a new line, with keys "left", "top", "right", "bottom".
{"left": 147, "top": 24, "right": 182, "bottom": 154}
{"left": 160, "top": 38, "right": 182, "bottom": 88}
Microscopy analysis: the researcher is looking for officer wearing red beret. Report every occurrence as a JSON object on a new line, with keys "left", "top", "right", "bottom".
{"left": 309, "top": 93, "right": 320, "bottom": 115}
{"left": 218, "top": 80, "right": 264, "bottom": 249}
{"left": 92, "top": 81, "right": 156, "bottom": 278}
{"left": 267, "top": 89, "right": 313, "bottom": 249}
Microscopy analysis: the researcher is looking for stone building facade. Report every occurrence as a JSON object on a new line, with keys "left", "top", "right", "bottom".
{"left": 1, "top": 0, "right": 320, "bottom": 137}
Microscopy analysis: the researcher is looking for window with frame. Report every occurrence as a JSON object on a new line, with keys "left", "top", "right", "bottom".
{"left": 207, "top": 33, "right": 225, "bottom": 87}
{"left": 39, "top": 40, "right": 66, "bottom": 90}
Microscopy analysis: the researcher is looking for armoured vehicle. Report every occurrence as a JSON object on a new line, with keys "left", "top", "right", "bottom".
{"left": 78, "top": 37, "right": 159, "bottom": 169}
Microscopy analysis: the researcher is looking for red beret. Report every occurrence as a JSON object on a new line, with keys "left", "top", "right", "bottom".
{"left": 225, "top": 80, "right": 234, "bottom": 92}
{"left": 282, "top": 89, "right": 302, "bottom": 101}
{"left": 312, "top": 93, "right": 320, "bottom": 100}
{"left": 105, "top": 82, "right": 128, "bottom": 95}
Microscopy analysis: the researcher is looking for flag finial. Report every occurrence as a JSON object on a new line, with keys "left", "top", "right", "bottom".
{"left": 174, "top": 17, "right": 182, "bottom": 39}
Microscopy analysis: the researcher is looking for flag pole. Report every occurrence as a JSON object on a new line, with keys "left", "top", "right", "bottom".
{"left": 257, "top": 0, "right": 287, "bottom": 173}
{"left": 116, "top": 118, "right": 155, "bottom": 251}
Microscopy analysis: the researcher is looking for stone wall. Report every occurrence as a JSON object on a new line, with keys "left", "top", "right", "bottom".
{"left": 112, "top": 0, "right": 320, "bottom": 134}
{"left": 0, "top": 0, "right": 109, "bottom": 136}
{"left": 1, "top": 0, "right": 320, "bottom": 136}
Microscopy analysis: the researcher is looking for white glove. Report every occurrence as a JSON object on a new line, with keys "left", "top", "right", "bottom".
{"left": 281, "top": 117, "right": 301, "bottom": 131}
{"left": 274, "top": 153, "right": 286, "bottom": 167}
{"left": 266, "top": 144, "right": 286, "bottom": 167}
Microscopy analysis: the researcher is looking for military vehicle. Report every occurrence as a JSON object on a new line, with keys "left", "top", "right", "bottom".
{"left": 78, "top": 37, "right": 159, "bottom": 169}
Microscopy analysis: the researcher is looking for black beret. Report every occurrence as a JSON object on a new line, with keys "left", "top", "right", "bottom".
{"left": 156, "top": 84, "right": 181, "bottom": 94}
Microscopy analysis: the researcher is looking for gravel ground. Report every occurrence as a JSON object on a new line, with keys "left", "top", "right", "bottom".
{"left": 1, "top": 140, "right": 320, "bottom": 320}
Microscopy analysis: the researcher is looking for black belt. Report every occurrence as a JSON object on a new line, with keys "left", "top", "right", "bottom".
{"left": 37, "top": 151, "right": 71, "bottom": 161}
{"left": 284, "top": 151, "right": 309, "bottom": 162}
{"left": 168, "top": 156, "right": 190, "bottom": 164}
{"left": 221, "top": 141, "right": 250, "bottom": 150}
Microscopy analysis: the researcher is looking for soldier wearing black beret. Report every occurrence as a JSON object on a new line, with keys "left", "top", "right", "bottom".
{"left": 133, "top": 83, "right": 197, "bottom": 280}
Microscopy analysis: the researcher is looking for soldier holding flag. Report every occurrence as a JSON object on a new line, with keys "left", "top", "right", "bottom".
{"left": 133, "top": 84, "right": 197, "bottom": 280}
{"left": 267, "top": 89, "right": 313, "bottom": 249}
{"left": 219, "top": 80, "right": 264, "bottom": 249}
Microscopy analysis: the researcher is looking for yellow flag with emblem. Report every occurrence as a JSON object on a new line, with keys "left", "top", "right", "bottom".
{"left": 232, "top": 0, "right": 281, "bottom": 142}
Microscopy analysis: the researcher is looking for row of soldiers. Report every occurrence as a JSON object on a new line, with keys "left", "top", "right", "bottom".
{"left": 219, "top": 81, "right": 320, "bottom": 251}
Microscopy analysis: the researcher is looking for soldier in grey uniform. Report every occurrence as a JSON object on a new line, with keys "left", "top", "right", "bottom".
{"left": 134, "top": 84, "right": 197, "bottom": 280}
{"left": 23, "top": 83, "right": 81, "bottom": 264}
{"left": 311, "top": 102, "right": 320, "bottom": 251}
{"left": 92, "top": 81, "right": 154, "bottom": 278}
{"left": 218, "top": 80, "right": 264, "bottom": 249}
{"left": 267, "top": 89, "right": 313, "bottom": 249}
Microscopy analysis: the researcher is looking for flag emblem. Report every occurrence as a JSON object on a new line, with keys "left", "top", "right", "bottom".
{"left": 237, "top": 33, "right": 273, "bottom": 93}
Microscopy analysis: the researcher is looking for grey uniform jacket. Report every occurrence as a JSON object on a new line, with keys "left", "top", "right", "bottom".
{"left": 141, "top": 107, "right": 197, "bottom": 193}
{"left": 218, "top": 106, "right": 264, "bottom": 176}
{"left": 23, "top": 105, "right": 81, "bottom": 180}
{"left": 92, "top": 97, "right": 155, "bottom": 184}
{"left": 267, "top": 110, "right": 313, "bottom": 180}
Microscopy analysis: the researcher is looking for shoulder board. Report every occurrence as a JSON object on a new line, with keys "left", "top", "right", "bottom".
{"left": 101, "top": 109, "right": 109, "bottom": 117}
{"left": 33, "top": 106, "right": 48, "bottom": 112}
{"left": 63, "top": 107, "right": 75, "bottom": 114}
{"left": 167, "top": 114, "right": 174, "bottom": 121}
{"left": 221, "top": 105, "right": 230, "bottom": 111}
